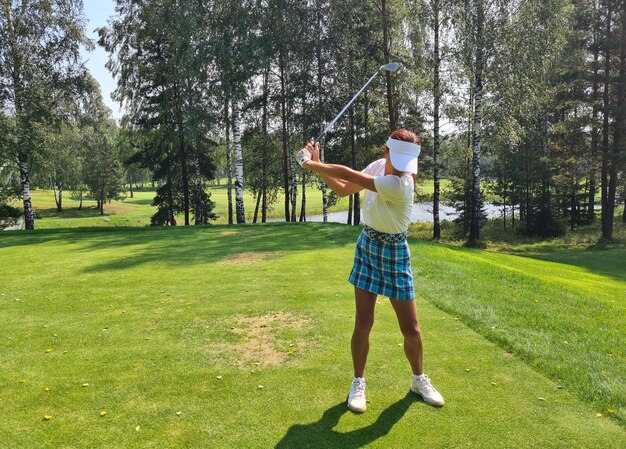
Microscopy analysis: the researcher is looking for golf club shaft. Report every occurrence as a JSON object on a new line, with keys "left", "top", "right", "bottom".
{"left": 315, "top": 67, "right": 384, "bottom": 142}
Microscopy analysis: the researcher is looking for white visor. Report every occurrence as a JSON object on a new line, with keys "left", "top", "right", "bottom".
{"left": 386, "top": 138, "right": 420, "bottom": 174}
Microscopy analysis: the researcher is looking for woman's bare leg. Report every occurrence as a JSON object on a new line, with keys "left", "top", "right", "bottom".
{"left": 352, "top": 287, "right": 377, "bottom": 377}
{"left": 389, "top": 298, "right": 423, "bottom": 375}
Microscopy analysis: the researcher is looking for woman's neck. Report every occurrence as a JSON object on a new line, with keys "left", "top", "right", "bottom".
{"left": 384, "top": 158, "right": 404, "bottom": 176}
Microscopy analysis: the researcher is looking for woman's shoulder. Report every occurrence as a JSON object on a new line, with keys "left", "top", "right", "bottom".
{"left": 362, "top": 158, "right": 386, "bottom": 174}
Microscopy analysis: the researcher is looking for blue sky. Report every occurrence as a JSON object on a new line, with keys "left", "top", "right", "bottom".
{"left": 82, "top": 0, "right": 121, "bottom": 118}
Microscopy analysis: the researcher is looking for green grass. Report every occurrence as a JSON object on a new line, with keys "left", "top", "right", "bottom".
{"left": 28, "top": 178, "right": 452, "bottom": 229}
{"left": 30, "top": 186, "right": 351, "bottom": 228}
{"left": 0, "top": 223, "right": 624, "bottom": 448}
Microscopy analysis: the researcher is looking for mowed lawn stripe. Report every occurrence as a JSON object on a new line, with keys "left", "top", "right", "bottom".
{"left": 0, "top": 224, "right": 624, "bottom": 448}
{"left": 412, "top": 241, "right": 625, "bottom": 425}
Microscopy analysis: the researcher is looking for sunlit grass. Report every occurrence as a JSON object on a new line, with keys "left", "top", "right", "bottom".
{"left": 0, "top": 223, "right": 624, "bottom": 448}
{"left": 28, "top": 178, "right": 451, "bottom": 229}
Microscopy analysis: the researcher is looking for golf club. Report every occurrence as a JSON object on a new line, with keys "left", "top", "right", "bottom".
{"left": 315, "top": 62, "right": 400, "bottom": 143}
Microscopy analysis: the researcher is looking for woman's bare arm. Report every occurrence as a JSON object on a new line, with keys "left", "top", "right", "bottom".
{"left": 303, "top": 161, "right": 377, "bottom": 193}
{"left": 300, "top": 141, "right": 373, "bottom": 196}
{"left": 316, "top": 173, "right": 364, "bottom": 197}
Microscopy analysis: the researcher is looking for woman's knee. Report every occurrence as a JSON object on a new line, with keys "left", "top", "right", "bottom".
{"left": 401, "top": 323, "right": 421, "bottom": 340}
{"left": 354, "top": 315, "right": 375, "bottom": 333}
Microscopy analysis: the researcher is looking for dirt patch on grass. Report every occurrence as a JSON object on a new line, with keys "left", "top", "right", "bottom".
{"left": 219, "top": 230, "right": 260, "bottom": 238}
{"left": 221, "top": 251, "right": 283, "bottom": 265}
{"left": 231, "top": 312, "right": 309, "bottom": 367}
{"left": 224, "top": 312, "right": 310, "bottom": 367}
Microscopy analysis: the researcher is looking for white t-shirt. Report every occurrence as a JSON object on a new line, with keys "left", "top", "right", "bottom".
{"left": 361, "top": 159, "right": 414, "bottom": 234}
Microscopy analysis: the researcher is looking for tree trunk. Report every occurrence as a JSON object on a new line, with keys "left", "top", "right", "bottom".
{"left": 79, "top": 191, "right": 83, "bottom": 210}
{"left": 18, "top": 157, "right": 35, "bottom": 230}
{"left": 166, "top": 144, "right": 176, "bottom": 226}
{"left": 463, "top": 85, "right": 473, "bottom": 235}
{"left": 300, "top": 173, "right": 307, "bottom": 222}
{"left": 354, "top": 193, "right": 361, "bottom": 226}
{"left": 512, "top": 202, "right": 515, "bottom": 228}
{"left": 174, "top": 124, "right": 190, "bottom": 225}
{"left": 279, "top": 59, "right": 290, "bottom": 222}
{"left": 433, "top": 0, "right": 441, "bottom": 239}
{"left": 174, "top": 83, "right": 190, "bottom": 226}
{"left": 321, "top": 142, "right": 328, "bottom": 222}
{"left": 51, "top": 177, "right": 62, "bottom": 212}
{"left": 7, "top": 8, "right": 34, "bottom": 230}
{"left": 569, "top": 193, "right": 577, "bottom": 231}
{"left": 100, "top": 186, "right": 105, "bottom": 215}
{"left": 468, "top": 0, "right": 484, "bottom": 245}
{"left": 601, "top": 2, "right": 612, "bottom": 240}
{"left": 347, "top": 194, "right": 353, "bottom": 225}
{"left": 233, "top": 103, "right": 246, "bottom": 224}
{"left": 179, "top": 135, "right": 190, "bottom": 226}
{"left": 381, "top": 0, "right": 396, "bottom": 129}
{"left": 128, "top": 173, "right": 134, "bottom": 198}
{"left": 261, "top": 61, "right": 270, "bottom": 224}
{"left": 349, "top": 88, "right": 357, "bottom": 226}
{"left": 607, "top": 1, "right": 626, "bottom": 239}
{"left": 262, "top": 184, "right": 267, "bottom": 223}
{"left": 253, "top": 192, "right": 261, "bottom": 224}
{"left": 224, "top": 97, "right": 234, "bottom": 225}
{"left": 315, "top": 8, "right": 327, "bottom": 222}
{"left": 290, "top": 152, "right": 298, "bottom": 222}
{"left": 193, "top": 153, "right": 204, "bottom": 225}
{"left": 589, "top": 12, "right": 600, "bottom": 220}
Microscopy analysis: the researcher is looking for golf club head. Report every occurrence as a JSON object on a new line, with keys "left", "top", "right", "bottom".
{"left": 383, "top": 62, "right": 400, "bottom": 72}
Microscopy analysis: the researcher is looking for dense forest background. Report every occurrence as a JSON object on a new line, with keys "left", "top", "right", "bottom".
{"left": 1, "top": 0, "right": 624, "bottom": 243}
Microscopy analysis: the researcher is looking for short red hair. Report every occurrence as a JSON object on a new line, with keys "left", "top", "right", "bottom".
{"left": 389, "top": 128, "right": 421, "bottom": 145}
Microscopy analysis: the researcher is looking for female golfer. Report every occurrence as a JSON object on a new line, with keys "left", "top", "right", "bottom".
{"left": 296, "top": 129, "right": 444, "bottom": 413}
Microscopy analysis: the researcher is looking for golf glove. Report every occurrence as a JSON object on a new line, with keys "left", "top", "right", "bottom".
{"left": 296, "top": 148, "right": 311, "bottom": 167}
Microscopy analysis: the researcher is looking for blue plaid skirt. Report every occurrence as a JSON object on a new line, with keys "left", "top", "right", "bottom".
{"left": 348, "top": 226, "right": 415, "bottom": 300}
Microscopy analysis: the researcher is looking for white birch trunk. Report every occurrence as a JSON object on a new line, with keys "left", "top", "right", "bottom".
{"left": 433, "top": 0, "right": 441, "bottom": 239}
{"left": 193, "top": 154, "right": 203, "bottom": 225}
{"left": 18, "top": 157, "right": 35, "bottom": 230}
{"left": 290, "top": 151, "right": 297, "bottom": 222}
{"left": 321, "top": 143, "right": 328, "bottom": 222}
{"left": 225, "top": 98, "right": 233, "bottom": 224}
{"left": 469, "top": 0, "right": 484, "bottom": 244}
{"left": 233, "top": 103, "right": 246, "bottom": 224}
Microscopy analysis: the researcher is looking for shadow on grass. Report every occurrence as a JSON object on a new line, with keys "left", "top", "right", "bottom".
{"left": 36, "top": 206, "right": 105, "bottom": 220}
{"left": 275, "top": 392, "right": 417, "bottom": 449}
{"left": 0, "top": 223, "right": 361, "bottom": 273}
{"left": 123, "top": 198, "right": 154, "bottom": 206}
{"left": 515, "top": 245, "right": 626, "bottom": 283}
{"left": 427, "top": 239, "right": 626, "bottom": 285}
{"left": 410, "top": 218, "right": 626, "bottom": 282}
{"left": 481, "top": 220, "right": 626, "bottom": 283}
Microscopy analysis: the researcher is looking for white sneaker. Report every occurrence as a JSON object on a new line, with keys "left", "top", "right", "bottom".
{"left": 347, "top": 377, "right": 367, "bottom": 413}
{"left": 411, "top": 374, "right": 444, "bottom": 407}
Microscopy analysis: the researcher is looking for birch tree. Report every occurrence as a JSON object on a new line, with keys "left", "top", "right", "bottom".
{"left": 0, "top": 0, "right": 89, "bottom": 230}
{"left": 432, "top": 0, "right": 443, "bottom": 239}
{"left": 467, "top": 0, "right": 485, "bottom": 245}
{"left": 233, "top": 103, "right": 246, "bottom": 224}
{"left": 46, "top": 123, "right": 82, "bottom": 212}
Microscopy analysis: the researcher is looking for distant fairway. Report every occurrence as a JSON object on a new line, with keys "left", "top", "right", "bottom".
{"left": 0, "top": 223, "right": 624, "bottom": 448}
{"left": 28, "top": 178, "right": 452, "bottom": 229}
{"left": 30, "top": 185, "right": 348, "bottom": 228}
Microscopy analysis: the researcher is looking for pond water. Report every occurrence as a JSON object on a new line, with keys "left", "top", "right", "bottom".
{"left": 271, "top": 202, "right": 504, "bottom": 224}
